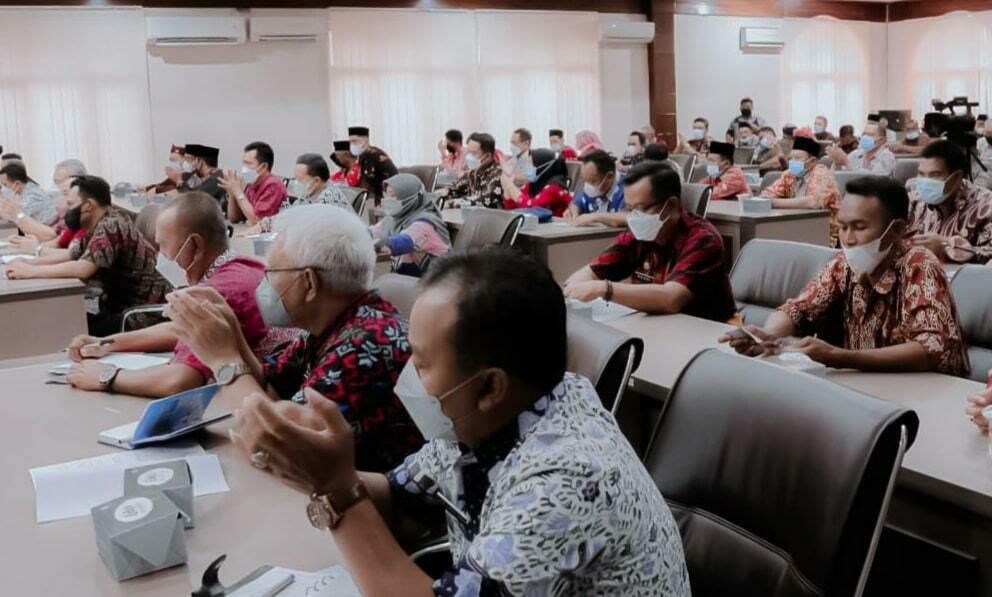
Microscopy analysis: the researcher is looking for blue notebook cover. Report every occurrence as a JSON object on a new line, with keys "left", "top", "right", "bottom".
{"left": 131, "top": 384, "right": 224, "bottom": 447}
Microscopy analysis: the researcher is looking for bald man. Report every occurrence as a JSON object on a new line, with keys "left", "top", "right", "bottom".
{"left": 64, "top": 191, "right": 274, "bottom": 398}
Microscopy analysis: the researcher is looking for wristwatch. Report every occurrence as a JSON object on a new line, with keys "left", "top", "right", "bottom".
{"left": 215, "top": 362, "right": 249, "bottom": 386}
{"left": 99, "top": 366, "right": 121, "bottom": 391}
{"left": 307, "top": 479, "right": 369, "bottom": 530}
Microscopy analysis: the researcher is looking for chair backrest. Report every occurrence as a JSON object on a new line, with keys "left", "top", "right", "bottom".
{"left": 734, "top": 147, "right": 754, "bottom": 165}
{"left": 730, "top": 239, "right": 837, "bottom": 326}
{"left": 818, "top": 155, "right": 834, "bottom": 168}
{"left": 645, "top": 349, "right": 918, "bottom": 597}
{"left": 681, "top": 183, "right": 712, "bottom": 218}
{"left": 759, "top": 170, "right": 783, "bottom": 192}
{"left": 134, "top": 204, "right": 164, "bottom": 251}
{"left": 669, "top": 153, "right": 695, "bottom": 178}
{"left": 565, "top": 160, "right": 583, "bottom": 194}
{"left": 892, "top": 157, "right": 922, "bottom": 186}
{"left": 689, "top": 161, "right": 709, "bottom": 183}
{"left": 371, "top": 273, "right": 421, "bottom": 318}
{"left": 452, "top": 207, "right": 525, "bottom": 251}
{"left": 398, "top": 165, "right": 438, "bottom": 193}
{"left": 832, "top": 171, "right": 883, "bottom": 194}
{"left": 565, "top": 315, "right": 643, "bottom": 413}
{"left": 950, "top": 265, "right": 992, "bottom": 382}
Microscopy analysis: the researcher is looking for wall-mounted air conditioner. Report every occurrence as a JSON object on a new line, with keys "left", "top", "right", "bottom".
{"left": 146, "top": 15, "right": 246, "bottom": 46}
{"left": 739, "top": 27, "right": 784, "bottom": 53}
{"left": 249, "top": 14, "right": 323, "bottom": 43}
{"left": 600, "top": 18, "right": 655, "bottom": 44}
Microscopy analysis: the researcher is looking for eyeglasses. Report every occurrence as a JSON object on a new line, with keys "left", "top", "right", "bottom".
{"left": 263, "top": 266, "right": 327, "bottom": 284}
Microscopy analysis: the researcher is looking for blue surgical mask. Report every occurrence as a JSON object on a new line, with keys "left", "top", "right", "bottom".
{"left": 525, "top": 164, "right": 539, "bottom": 182}
{"left": 906, "top": 131, "right": 920, "bottom": 141}
{"left": 859, "top": 135, "right": 876, "bottom": 152}
{"left": 0, "top": 185, "right": 15, "bottom": 198}
{"left": 465, "top": 153, "right": 481, "bottom": 170}
{"left": 254, "top": 275, "right": 295, "bottom": 328}
{"left": 691, "top": 129, "right": 705, "bottom": 140}
{"left": 814, "top": 124, "right": 825, "bottom": 135}
{"left": 787, "top": 159, "right": 806, "bottom": 177}
{"left": 915, "top": 176, "right": 950, "bottom": 206}
{"left": 760, "top": 137, "right": 772, "bottom": 149}
{"left": 181, "top": 161, "right": 195, "bottom": 174}
{"left": 706, "top": 164, "right": 721, "bottom": 178}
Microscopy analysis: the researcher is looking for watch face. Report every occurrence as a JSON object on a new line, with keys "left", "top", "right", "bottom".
{"left": 216, "top": 366, "right": 233, "bottom": 385}
{"left": 99, "top": 368, "right": 117, "bottom": 384}
{"left": 307, "top": 497, "right": 333, "bottom": 530}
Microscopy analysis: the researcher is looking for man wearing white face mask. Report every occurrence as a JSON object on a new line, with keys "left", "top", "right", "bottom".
{"left": 221, "top": 141, "right": 287, "bottom": 225}
{"left": 444, "top": 132, "right": 505, "bottom": 209}
{"left": 63, "top": 192, "right": 275, "bottom": 398}
{"left": 829, "top": 116, "right": 896, "bottom": 175}
{"left": 906, "top": 140, "right": 992, "bottom": 264}
{"left": 0, "top": 161, "right": 58, "bottom": 236}
{"left": 565, "top": 150, "right": 626, "bottom": 228}
{"left": 564, "top": 162, "right": 735, "bottom": 319}
{"left": 721, "top": 176, "right": 970, "bottom": 377}
{"left": 165, "top": 204, "right": 419, "bottom": 473}
{"left": 144, "top": 145, "right": 189, "bottom": 195}
{"left": 349, "top": 126, "right": 399, "bottom": 204}
{"left": 222, "top": 247, "right": 691, "bottom": 597}
{"left": 252, "top": 153, "right": 353, "bottom": 235}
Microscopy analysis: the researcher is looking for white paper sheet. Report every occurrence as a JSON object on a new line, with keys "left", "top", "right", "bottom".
{"left": 230, "top": 565, "right": 361, "bottom": 597}
{"left": 0, "top": 254, "right": 34, "bottom": 263}
{"left": 49, "top": 353, "right": 171, "bottom": 374}
{"left": 29, "top": 441, "right": 229, "bottom": 523}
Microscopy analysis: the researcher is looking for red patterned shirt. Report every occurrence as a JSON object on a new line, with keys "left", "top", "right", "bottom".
{"left": 244, "top": 173, "right": 287, "bottom": 219}
{"left": 504, "top": 182, "right": 572, "bottom": 217}
{"left": 588, "top": 212, "right": 736, "bottom": 322}
{"left": 761, "top": 164, "right": 841, "bottom": 247}
{"left": 702, "top": 166, "right": 750, "bottom": 201}
{"left": 76, "top": 208, "right": 171, "bottom": 319}
{"left": 560, "top": 145, "right": 579, "bottom": 161}
{"left": 907, "top": 179, "right": 992, "bottom": 264}
{"left": 263, "top": 291, "right": 421, "bottom": 471}
{"left": 171, "top": 254, "right": 271, "bottom": 380}
{"left": 780, "top": 241, "right": 969, "bottom": 377}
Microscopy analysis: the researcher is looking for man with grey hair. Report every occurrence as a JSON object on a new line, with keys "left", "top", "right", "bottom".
{"left": 4, "top": 158, "right": 88, "bottom": 247}
{"left": 167, "top": 204, "right": 421, "bottom": 472}
{"left": 63, "top": 191, "right": 276, "bottom": 398}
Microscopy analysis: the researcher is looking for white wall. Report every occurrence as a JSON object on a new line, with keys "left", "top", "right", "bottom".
{"left": 599, "top": 13, "right": 651, "bottom": 155}
{"left": 674, "top": 14, "right": 887, "bottom": 137}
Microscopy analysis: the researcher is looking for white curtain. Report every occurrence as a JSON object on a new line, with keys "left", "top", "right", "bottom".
{"left": 781, "top": 17, "right": 872, "bottom": 132}
{"left": 475, "top": 11, "right": 601, "bottom": 156}
{"left": 906, "top": 12, "right": 992, "bottom": 119}
{"left": 327, "top": 8, "right": 601, "bottom": 166}
{"left": 0, "top": 8, "right": 154, "bottom": 185}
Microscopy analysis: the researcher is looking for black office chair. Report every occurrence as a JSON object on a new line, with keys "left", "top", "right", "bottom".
{"left": 759, "top": 170, "right": 783, "bottom": 193}
{"left": 681, "top": 183, "right": 712, "bottom": 217}
{"left": 452, "top": 208, "right": 525, "bottom": 251}
{"left": 566, "top": 314, "right": 643, "bottom": 413}
{"left": 950, "top": 265, "right": 992, "bottom": 382}
{"left": 645, "top": 349, "right": 918, "bottom": 597}
{"left": 399, "top": 165, "right": 439, "bottom": 193}
{"left": 565, "top": 160, "right": 582, "bottom": 194}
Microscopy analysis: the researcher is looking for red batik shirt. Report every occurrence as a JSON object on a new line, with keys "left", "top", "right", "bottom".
{"left": 588, "top": 212, "right": 736, "bottom": 322}
{"left": 263, "top": 291, "right": 421, "bottom": 471}
{"left": 503, "top": 182, "right": 572, "bottom": 217}
{"left": 702, "top": 165, "right": 750, "bottom": 200}
{"left": 780, "top": 241, "right": 970, "bottom": 377}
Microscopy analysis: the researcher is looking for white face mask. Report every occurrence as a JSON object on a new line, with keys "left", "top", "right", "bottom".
{"left": 583, "top": 182, "right": 603, "bottom": 199}
{"left": 624, "top": 144, "right": 639, "bottom": 157}
{"left": 382, "top": 196, "right": 404, "bottom": 216}
{"left": 627, "top": 207, "right": 668, "bottom": 241}
{"left": 155, "top": 237, "right": 193, "bottom": 289}
{"left": 550, "top": 143, "right": 562, "bottom": 153}
{"left": 287, "top": 178, "right": 312, "bottom": 199}
{"left": 906, "top": 131, "right": 920, "bottom": 141}
{"left": 465, "top": 153, "right": 482, "bottom": 170}
{"left": 842, "top": 222, "right": 894, "bottom": 278}
{"left": 240, "top": 165, "right": 259, "bottom": 186}
{"left": 393, "top": 361, "right": 483, "bottom": 442}
{"left": 349, "top": 142, "right": 365, "bottom": 156}
{"left": 181, "top": 161, "right": 195, "bottom": 173}
{"left": 0, "top": 184, "right": 15, "bottom": 198}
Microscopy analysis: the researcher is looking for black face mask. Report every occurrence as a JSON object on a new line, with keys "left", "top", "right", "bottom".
{"left": 741, "top": 107, "right": 752, "bottom": 118}
{"left": 447, "top": 144, "right": 457, "bottom": 154}
{"left": 64, "top": 205, "right": 83, "bottom": 232}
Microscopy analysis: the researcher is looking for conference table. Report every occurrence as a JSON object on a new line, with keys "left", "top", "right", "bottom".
{"left": 441, "top": 208, "right": 619, "bottom": 283}
{"left": 0, "top": 355, "right": 344, "bottom": 596}
{"left": 607, "top": 311, "right": 992, "bottom": 594}
{"left": 1, "top": 238, "right": 86, "bottom": 359}
{"left": 703, "top": 200, "right": 831, "bottom": 264}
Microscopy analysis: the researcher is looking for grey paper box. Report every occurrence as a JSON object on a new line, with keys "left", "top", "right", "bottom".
{"left": 91, "top": 492, "right": 187, "bottom": 581}
{"left": 124, "top": 459, "right": 194, "bottom": 528}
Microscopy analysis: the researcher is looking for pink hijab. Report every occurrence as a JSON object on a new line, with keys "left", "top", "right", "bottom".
{"left": 575, "top": 130, "right": 605, "bottom": 157}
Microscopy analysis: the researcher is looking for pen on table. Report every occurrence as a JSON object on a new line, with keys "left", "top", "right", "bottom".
{"left": 82, "top": 339, "right": 116, "bottom": 351}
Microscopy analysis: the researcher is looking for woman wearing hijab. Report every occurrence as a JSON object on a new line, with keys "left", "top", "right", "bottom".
{"left": 575, "top": 130, "right": 606, "bottom": 158}
{"left": 500, "top": 148, "right": 573, "bottom": 217}
{"left": 370, "top": 173, "right": 451, "bottom": 277}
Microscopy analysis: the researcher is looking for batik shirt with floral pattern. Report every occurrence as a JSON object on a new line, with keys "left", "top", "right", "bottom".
{"left": 263, "top": 291, "right": 421, "bottom": 471}
{"left": 761, "top": 164, "right": 842, "bottom": 247}
{"left": 780, "top": 241, "right": 970, "bottom": 377}
{"left": 388, "top": 373, "right": 691, "bottom": 596}
{"left": 907, "top": 179, "right": 992, "bottom": 264}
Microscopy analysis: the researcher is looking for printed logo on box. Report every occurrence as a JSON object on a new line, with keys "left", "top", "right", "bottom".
{"left": 114, "top": 497, "right": 154, "bottom": 523}
{"left": 137, "top": 467, "right": 175, "bottom": 487}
